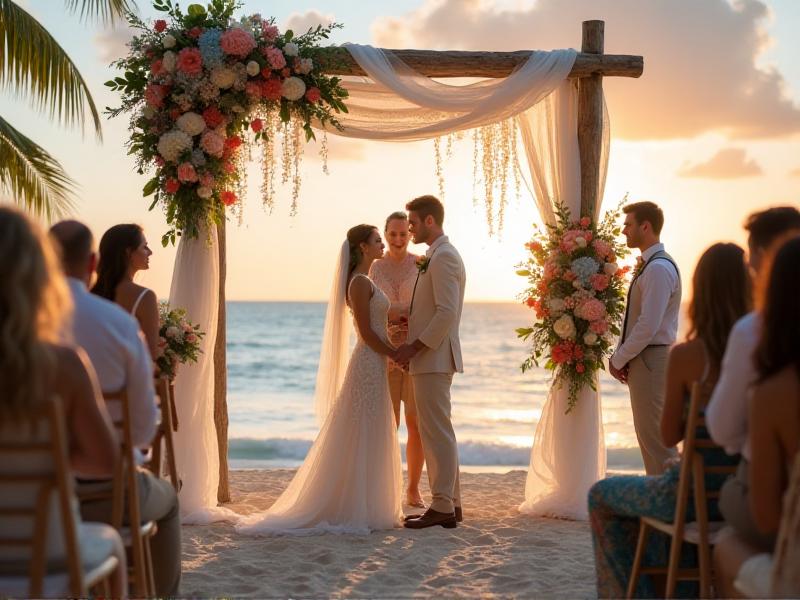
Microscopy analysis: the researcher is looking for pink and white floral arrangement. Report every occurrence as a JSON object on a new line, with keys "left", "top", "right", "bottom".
{"left": 156, "top": 301, "right": 205, "bottom": 380}
{"left": 106, "top": 0, "right": 349, "bottom": 245}
{"left": 516, "top": 202, "right": 630, "bottom": 413}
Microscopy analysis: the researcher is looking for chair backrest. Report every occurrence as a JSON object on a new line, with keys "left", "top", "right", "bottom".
{"left": 771, "top": 451, "right": 800, "bottom": 597}
{"left": 102, "top": 388, "right": 143, "bottom": 531}
{"left": 0, "top": 398, "right": 85, "bottom": 596}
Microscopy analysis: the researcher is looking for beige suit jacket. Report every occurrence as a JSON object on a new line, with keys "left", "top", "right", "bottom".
{"left": 408, "top": 235, "right": 466, "bottom": 375}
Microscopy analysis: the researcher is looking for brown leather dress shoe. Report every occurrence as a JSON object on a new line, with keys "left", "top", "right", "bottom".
{"left": 404, "top": 508, "right": 457, "bottom": 529}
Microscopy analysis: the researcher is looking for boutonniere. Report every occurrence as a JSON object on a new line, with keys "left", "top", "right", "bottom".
{"left": 633, "top": 256, "right": 645, "bottom": 278}
{"left": 416, "top": 255, "right": 431, "bottom": 274}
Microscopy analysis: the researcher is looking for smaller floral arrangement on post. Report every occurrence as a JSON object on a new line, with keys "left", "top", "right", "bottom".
{"left": 156, "top": 301, "right": 205, "bottom": 379}
{"left": 516, "top": 201, "right": 630, "bottom": 413}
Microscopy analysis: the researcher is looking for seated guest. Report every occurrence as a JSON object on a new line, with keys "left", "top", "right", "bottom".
{"left": 0, "top": 207, "right": 126, "bottom": 597}
{"left": 589, "top": 243, "right": 751, "bottom": 598}
{"left": 706, "top": 207, "right": 800, "bottom": 548}
{"left": 50, "top": 220, "right": 181, "bottom": 597}
{"left": 91, "top": 224, "right": 159, "bottom": 358}
{"left": 713, "top": 236, "right": 800, "bottom": 597}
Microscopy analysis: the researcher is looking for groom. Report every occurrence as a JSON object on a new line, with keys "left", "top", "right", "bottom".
{"left": 395, "top": 195, "right": 466, "bottom": 529}
{"left": 611, "top": 201, "right": 681, "bottom": 475}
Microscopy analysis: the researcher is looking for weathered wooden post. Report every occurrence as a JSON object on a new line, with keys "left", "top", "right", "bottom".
{"left": 214, "top": 220, "right": 230, "bottom": 502}
{"left": 577, "top": 20, "right": 605, "bottom": 218}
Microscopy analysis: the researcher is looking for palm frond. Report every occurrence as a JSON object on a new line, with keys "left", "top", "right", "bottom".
{"left": 0, "top": 114, "right": 76, "bottom": 219}
{"left": 64, "top": 0, "right": 138, "bottom": 25}
{"left": 0, "top": 0, "right": 102, "bottom": 139}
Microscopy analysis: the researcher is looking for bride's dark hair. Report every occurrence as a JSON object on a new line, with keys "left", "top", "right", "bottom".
{"left": 347, "top": 224, "right": 377, "bottom": 275}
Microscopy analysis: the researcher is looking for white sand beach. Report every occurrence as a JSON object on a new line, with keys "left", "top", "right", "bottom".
{"left": 180, "top": 469, "right": 597, "bottom": 598}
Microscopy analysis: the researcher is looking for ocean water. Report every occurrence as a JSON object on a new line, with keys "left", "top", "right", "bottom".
{"left": 226, "top": 301, "right": 646, "bottom": 472}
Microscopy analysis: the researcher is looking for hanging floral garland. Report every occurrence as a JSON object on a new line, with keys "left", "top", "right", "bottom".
{"left": 106, "top": 0, "right": 349, "bottom": 245}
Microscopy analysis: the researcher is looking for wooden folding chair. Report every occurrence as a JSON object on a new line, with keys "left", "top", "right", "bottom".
{"left": 627, "top": 382, "right": 738, "bottom": 599}
{"left": 148, "top": 377, "right": 179, "bottom": 490}
{"left": 81, "top": 389, "right": 158, "bottom": 597}
{"left": 0, "top": 398, "right": 121, "bottom": 598}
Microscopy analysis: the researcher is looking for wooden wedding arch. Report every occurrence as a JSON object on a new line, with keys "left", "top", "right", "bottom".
{"left": 212, "top": 20, "right": 643, "bottom": 501}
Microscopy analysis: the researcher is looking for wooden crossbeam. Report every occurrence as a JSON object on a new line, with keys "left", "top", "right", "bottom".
{"left": 317, "top": 47, "right": 642, "bottom": 79}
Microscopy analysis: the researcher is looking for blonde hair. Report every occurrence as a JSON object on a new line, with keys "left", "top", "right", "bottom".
{"left": 0, "top": 206, "right": 71, "bottom": 421}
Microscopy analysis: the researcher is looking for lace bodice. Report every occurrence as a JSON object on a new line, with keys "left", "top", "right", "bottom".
{"left": 348, "top": 274, "right": 390, "bottom": 345}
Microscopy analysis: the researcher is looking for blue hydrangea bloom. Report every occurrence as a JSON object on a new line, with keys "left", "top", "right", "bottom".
{"left": 570, "top": 256, "right": 600, "bottom": 284}
{"left": 198, "top": 29, "right": 224, "bottom": 68}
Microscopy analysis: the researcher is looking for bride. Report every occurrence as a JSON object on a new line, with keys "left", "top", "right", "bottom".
{"left": 237, "top": 224, "right": 404, "bottom": 535}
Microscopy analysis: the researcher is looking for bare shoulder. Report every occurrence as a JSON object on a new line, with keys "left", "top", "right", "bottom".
{"left": 669, "top": 339, "right": 705, "bottom": 372}
{"left": 752, "top": 367, "right": 800, "bottom": 409}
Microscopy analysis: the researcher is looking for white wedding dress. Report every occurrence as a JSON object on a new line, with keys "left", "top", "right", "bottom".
{"left": 236, "top": 274, "right": 403, "bottom": 536}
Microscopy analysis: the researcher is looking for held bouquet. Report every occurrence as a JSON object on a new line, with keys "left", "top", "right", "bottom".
{"left": 516, "top": 202, "right": 630, "bottom": 413}
{"left": 106, "top": 0, "right": 349, "bottom": 244}
{"left": 156, "top": 301, "right": 205, "bottom": 379}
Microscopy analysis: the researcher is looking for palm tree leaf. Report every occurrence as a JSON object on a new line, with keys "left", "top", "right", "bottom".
{"left": 0, "top": 114, "right": 76, "bottom": 219}
{"left": 0, "top": 0, "right": 102, "bottom": 138}
{"left": 64, "top": 0, "right": 137, "bottom": 24}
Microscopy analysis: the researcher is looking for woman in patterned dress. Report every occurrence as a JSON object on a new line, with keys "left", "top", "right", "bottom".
{"left": 588, "top": 243, "right": 751, "bottom": 598}
{"left": 370, "top": 212, "right": 426, "bottom": 509}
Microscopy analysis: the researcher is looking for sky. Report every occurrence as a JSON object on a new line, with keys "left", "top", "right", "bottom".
{"left": 4, "top": 0, "right": 799, "bottom": 301}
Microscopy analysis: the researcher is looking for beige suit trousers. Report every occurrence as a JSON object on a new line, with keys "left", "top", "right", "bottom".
{"left": 627, "top": 345, "right": 678, "bottom": 475}
{"left": 412, "top": 372, "right": 461, "bottom": 513}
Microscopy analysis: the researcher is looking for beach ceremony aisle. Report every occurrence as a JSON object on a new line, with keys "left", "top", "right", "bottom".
{"left": 180, "top": 470, "right": 596, "bottom": 597}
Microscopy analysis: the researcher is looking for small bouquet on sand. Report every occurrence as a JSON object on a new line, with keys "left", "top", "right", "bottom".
{"left": 156, "top": 301, "right": 205, "bottom": 379}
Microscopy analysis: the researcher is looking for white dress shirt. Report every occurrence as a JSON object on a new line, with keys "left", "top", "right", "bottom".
{"left": 611, "top": 243, "right": 681, "bottom": 369}
{"left": 66, "top": 278, "right": 157, "bottom": 452}
{"left": 706, "top": 311, "right": 759, "bottom": 461}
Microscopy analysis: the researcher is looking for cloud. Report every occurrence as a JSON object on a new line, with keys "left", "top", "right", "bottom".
{"left": 371, "top": 0, "right": 800, "bottom": 140}
{"left": 283, "top": 10, "right": 335, "bottom": 36}
{"left": 94, "top": 23, "right": 135, "bottom": 64}
{"left": 677, "top": 148, "right": 763, "bottom": 179}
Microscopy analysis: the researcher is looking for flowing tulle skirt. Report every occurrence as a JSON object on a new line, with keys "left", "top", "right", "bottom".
{"left": 236, "top": 342, "right": 403, "bottom": 536}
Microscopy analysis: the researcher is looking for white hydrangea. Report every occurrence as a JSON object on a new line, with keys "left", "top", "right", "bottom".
{"left": 296, "top": 57, "right": 313, "bottom": 74}
{"left": 210, "top": 66, "right": 236, "bottom": 89}
{"left": 604, "top": 262, "right": 619, "bottom": 276}
{"left": 197, "top": 186, "right": 213, "bottom": 199}
{"left": 176, "top": 112, "right": 206, "bottom": 137}
{"left": 165, "top": 325, "right": 182, "bottom": 340}
{"left": 162, "top": 34, "right": 176, "bottom": 49}
{"left": 162, "top": 51, "right": 177, "bottom": 72}
{"left": 283, "top": 42, "right": 299, "bottom": 57}
{"left": 157, "top": 129, "right": 193, "bottom": 163}
{"left": 246, "top": 60, "right": 260, "bottom": 77}
{"left": 583, "top": 332, "right": 599, "bottom": 346}
{"left": 553, "top": 314, "right": 576, "bottom": 340}
{"left": 281, "top": 76, "right": 306, "bottom": 101}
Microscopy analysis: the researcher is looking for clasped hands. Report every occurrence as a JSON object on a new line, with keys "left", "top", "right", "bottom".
{"left": 609, "top": 361, "right": 629, "bottom": 384}
{"left": 389, "top": 341, "right": 421, "bottom": 371}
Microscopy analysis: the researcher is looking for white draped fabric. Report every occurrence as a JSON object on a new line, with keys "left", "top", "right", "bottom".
{"left": 171, "top": 43, "right": 608, "bottom": 520}
{"left": 168, "top": 226, "right": 235, "bottom": 523}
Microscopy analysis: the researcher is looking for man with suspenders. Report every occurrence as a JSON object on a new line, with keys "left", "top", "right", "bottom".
{"left": 610, "top": 201, "right": 681, "bottom": 475}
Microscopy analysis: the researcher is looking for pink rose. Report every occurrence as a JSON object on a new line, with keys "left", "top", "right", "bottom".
{"left": 186, "top": 333, "right": 198, "bottom": 344}
{"left": 592, "top": 238, "right": 612, "bottom": 259}
{"left": 199, "top": 172, "right": 214, "bottom": 187}
{"left": 245, "top": 82, "right": 261, "bottom": 97}
{"left": 220, "top": 27, "right": 256, "bottom": 57}
{"left": 220, "top": 190, "right": 237, "bottom": 206}
{"left": 251, "top": 118, "right": 263, "bottom": 132}
{"left": 187, "top": 26, "right": 203, "bottom": 39}
{"left": 176, "top": 48, "right": 203, "bottom": 76}
{"left": 305, "top": 87, "right": 321, "bottom": 103}
{"left": 202, "top": 106, "right": 224, "bottom": 128}
{"left": 150, "top": 59, "right": 164, "bottom": 76}
{"left": 200, "top": 130, "right": 225, "bottom": 157}
{"left": 590, "top": 273, "right": 610, "bottom": 291}
{"left": 177, "top": 162, "right": 198, "bottom": 183}
{"left": 590, "top": 319, "right": 609, "bottom": 334}
{"left": 154, "top": 19, "right": 167, "bottom": 33}
{"left": 265, "top": 46, "right": 286, "bottom": 70}
{"left": 574, "top": 298, "right": 606, "bottom": 322}
{"left": 580, "top": 216, "right": 591, "bottom": 228}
